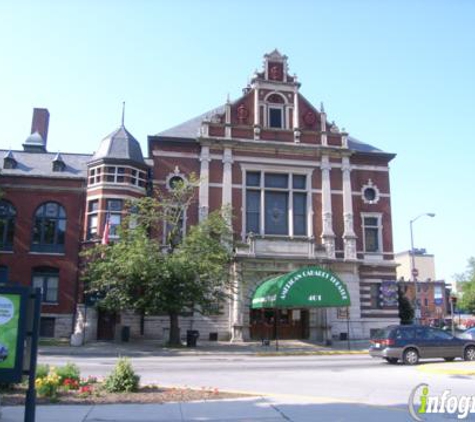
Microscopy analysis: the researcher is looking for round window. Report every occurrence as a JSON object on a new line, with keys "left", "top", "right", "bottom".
{"left": 168, "top": 176, "right": 184, "bottom": 190}
{"left": 363, "top": 187, "right": 377, "bottom": 202}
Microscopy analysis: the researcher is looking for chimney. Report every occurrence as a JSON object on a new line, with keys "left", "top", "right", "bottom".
{"left": 23, "top": 108, "right": 49, "bottom": 152}
{"left": 31, "top": 108, "right": 49, "bottom": 143}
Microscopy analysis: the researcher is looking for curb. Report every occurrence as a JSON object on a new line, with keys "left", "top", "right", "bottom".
{"left": 256, "top": 350, "right": 368, "bottom": 357}
{"left": 417, "top": 362, "right": 475, "bottom": 376}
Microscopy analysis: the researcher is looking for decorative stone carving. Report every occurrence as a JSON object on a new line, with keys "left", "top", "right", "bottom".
{"left": 269, "top": 64, "right": 283, "bottom": 81}
{"left": 222, "top": 148, "right": 234, "bottom": 165}
{"left": 341, "top": 161, "right": 351, "bottom": 174}
{"left": 303, "top": 110, "right": 316, "bottom": 126}
{"left": 237, "top": 104, "right": 249, "bottom": 124}
{"left": 323, "top": 236, "right": 336, "bottom": 259}
{"left": 199, "top": 148, "right": 211, "bottom": 163}
{"left": 343, "top": 212, "right": 355, "bottom": 235}
{"left": 322, "top": 212, "right": 334, "bottom": 235}
{"left": 344, "top": 238, "right": 357, "bottom": 260}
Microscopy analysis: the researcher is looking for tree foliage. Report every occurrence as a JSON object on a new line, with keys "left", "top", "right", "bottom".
{"left": 457, "top": 257, "right": 475, "bottom": 313}
{"left": 398, "top": 286, "right": 414, "bottom": 325}
{"left": 81, "top": 178, "right": 234, "bottom": 345}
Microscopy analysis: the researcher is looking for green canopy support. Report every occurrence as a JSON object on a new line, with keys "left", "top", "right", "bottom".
{"left": 251, "top": 266, "right": 351, "bottom": 309}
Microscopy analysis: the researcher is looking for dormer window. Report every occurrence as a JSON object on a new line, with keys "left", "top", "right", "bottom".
{"left": 52, "top": 154, "right": 66, "bottom": 172}
{"left": 53, "top": 161, "right": 65, "bottom": 172}
{"left": 3, "top": 151, "right": 17, "bottom": 169}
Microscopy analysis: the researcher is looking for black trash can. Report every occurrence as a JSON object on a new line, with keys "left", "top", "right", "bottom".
{"left": 186, "top": 330, "right": 199, "bottom": 347}
{"left": 121, "top": 326, "right": 130, "bottom": 342}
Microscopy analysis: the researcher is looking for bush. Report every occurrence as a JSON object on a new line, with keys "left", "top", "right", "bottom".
{"left": 104, "top": 358, "right": 140, "bottom": 393}
{"left": 55, "top": 362, "right": 80, "bottom": 384}
{"left": 36, "top": 364, "right": 50, "bottom": 379}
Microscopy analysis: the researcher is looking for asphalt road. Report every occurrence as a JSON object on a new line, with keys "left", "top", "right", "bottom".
{"left": 39, "top": 353, "right": 473, "bottom": 408}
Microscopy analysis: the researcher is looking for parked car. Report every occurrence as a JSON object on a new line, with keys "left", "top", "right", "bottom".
{"left": 0, "top": 343, "right": 8, "bottom": 362}
{"left": 369, "top": 325, "right": 475, "bottom": 365}
{"left": 459, "top": 327, "right": 475, "bottom": 340}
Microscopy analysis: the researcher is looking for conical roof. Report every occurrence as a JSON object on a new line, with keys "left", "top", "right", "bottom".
{"left": 90, "top": 125, "right": 145, "bottom": 167}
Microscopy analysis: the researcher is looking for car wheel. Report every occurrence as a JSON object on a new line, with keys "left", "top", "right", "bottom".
{"left": 403, "top": 348, "right": 419, "bottom": 365}
{"left": 464, "top": 346, "right": 475, "bottom": 361}
{"left": 444, "top": 357, "right": 455, "bottom": 362}
{"left": 384, "top": 358, "right": 398, "bottom": 364}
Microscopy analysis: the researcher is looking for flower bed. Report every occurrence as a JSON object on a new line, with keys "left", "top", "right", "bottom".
{"left": 1, "top": 361, "right": 249, "bottom": 406}
{"left": 1, "top": 384, "right": 248, "bottom": 406}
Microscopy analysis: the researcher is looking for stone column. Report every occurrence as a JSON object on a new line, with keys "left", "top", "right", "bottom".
{"left": 230, "top": 262, "right": 243, "bottom": 342}
{"left": 342, "top": 156, "right": 357, "bottom": 260}
{"left": 320, "top": 155, "right": 335, "bottom": 259}
{"left": 199, "top": 146, "right": 211, "bottom": 222}
{"left": 222, "top": 147, "right": 233, "bottom": 225}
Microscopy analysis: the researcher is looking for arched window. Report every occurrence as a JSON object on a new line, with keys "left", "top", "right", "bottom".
{"left": 31, "top": 202, "right": 66, "bottom": 253}
{"left": 0, "top": 200, "right": 16, "bottom": 251}
{"left": 264, "top": 92, "right": 287, "bottom": 129}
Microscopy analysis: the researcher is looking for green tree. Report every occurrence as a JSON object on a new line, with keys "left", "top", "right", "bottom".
{"left": 456, "top": 257, "right": 475, "bottom": 313}
{"left": 398, "top": 286, "right": 414, "bottom": 325}
{"left": 81, "top": 180, "right": 233, "bottom": 346}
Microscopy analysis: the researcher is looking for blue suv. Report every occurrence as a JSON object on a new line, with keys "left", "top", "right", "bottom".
{"left": 369, "top": 325, "right": 475, "bottom": 365}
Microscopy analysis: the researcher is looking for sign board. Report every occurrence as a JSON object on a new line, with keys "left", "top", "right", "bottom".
{"left": 381, "top": 281, "right": 398, "bottom": 308}
{"left": 0, "top": 285, "right": 28, "bottom": 383}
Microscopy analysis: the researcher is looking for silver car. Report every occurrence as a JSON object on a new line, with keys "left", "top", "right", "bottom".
{"left": 369, "top": 325, "right": 475, "bottom": 365}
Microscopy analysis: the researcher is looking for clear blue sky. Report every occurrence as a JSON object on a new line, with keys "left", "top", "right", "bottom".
{"left": 1, "top": 0, "right": 474, "bottom": 284}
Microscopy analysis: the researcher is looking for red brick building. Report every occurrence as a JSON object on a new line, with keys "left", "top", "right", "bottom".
{"left": 1, "top": 51, "right": 399, "bottom": 342}
{"left": 148, "top": 50, "right": 399, "bottom": 341}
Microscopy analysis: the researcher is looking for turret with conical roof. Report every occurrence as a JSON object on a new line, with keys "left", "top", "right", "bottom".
{"left": 84, "top": 121, "right": 150, "bottom": 243}
{"left": 89, "top": 125, "right": 146, "bottom": 169}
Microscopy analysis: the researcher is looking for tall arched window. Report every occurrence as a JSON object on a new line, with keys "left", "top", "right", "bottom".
{"left": 32, "top": 202, "right": 66, "bottom": 253}
{"left": 0, "top": 200, "right": 16, "bottom": 251}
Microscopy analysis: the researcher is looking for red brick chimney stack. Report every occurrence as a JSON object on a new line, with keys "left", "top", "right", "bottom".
{"left": 31, "top": 108, "right": 50, "bottom": 144}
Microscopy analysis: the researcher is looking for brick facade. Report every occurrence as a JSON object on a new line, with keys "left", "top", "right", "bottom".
{"left": 1, "top": 51, "right": 400, "bottom": 342}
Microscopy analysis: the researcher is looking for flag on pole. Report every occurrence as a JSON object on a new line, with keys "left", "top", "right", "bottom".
{"left": 101, "top": 212, "right": 110, "bottom": 245}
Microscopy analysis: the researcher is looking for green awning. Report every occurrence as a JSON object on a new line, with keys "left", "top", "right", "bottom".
{"left": 251, "top": 266, "right": 351, "bottom": 309}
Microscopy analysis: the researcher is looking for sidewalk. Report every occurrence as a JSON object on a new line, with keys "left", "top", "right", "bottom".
{"left": 0, "top": 396, "right": 413, "bottom": 422}
{"left": 38, "top": 339, "right": 369, "bottom": 358}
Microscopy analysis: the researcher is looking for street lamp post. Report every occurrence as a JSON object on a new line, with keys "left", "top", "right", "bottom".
{"left": 410, "top": 212, "right": 435, "bottom": 324}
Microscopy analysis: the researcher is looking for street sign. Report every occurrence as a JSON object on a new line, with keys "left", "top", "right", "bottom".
{"left": 412, "top": 268, "right": 419, "bottom": 277}
{"left": 0, "top": 284, "right": 41, "bottom": 422}
{"left": 0, "top": 285, "right": 28, "bottom": 383}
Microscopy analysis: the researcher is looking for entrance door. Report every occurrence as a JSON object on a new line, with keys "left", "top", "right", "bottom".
{"left": 250, "top": 308, "right": 309, "bottom": 340}
{"left": 97, "top": 310, "right": 116, "bottom": 341}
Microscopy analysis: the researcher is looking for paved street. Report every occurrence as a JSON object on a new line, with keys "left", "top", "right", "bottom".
{"left": 39, "top": 349, "right": 474, "bottom": 407}
{"left": 3, "top": 343, "right": 475, "bottom": 421}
